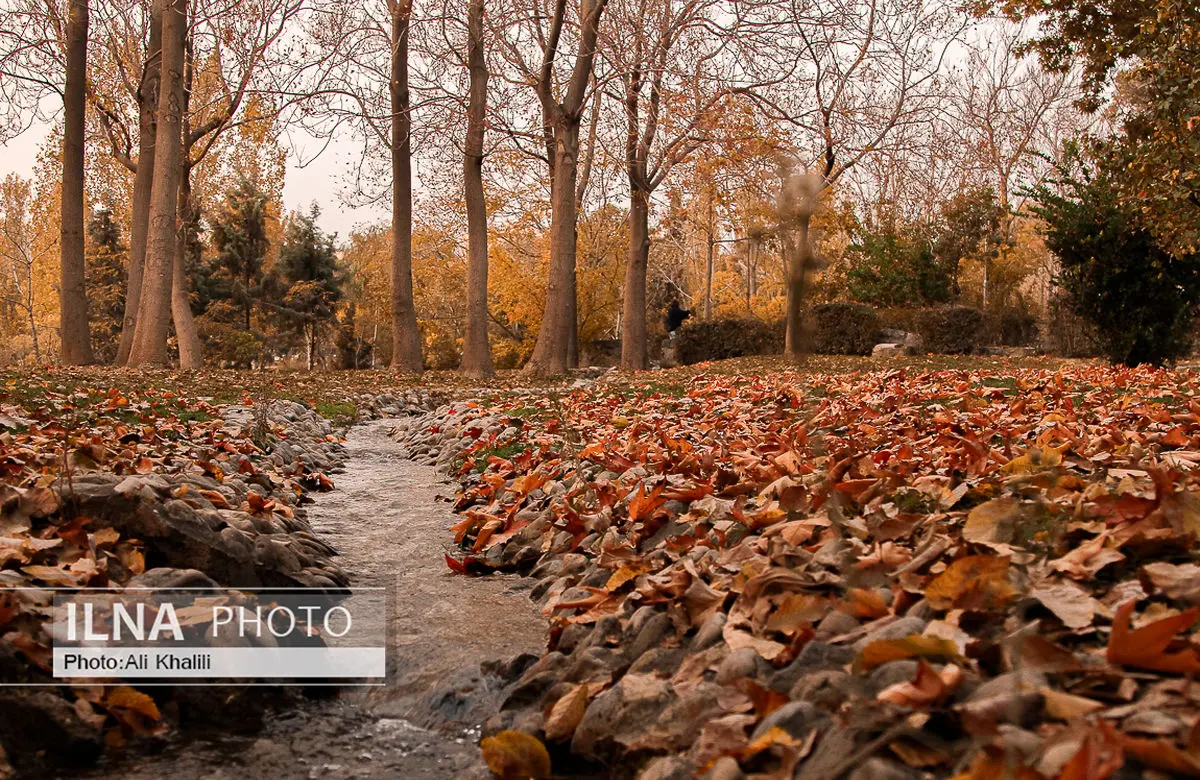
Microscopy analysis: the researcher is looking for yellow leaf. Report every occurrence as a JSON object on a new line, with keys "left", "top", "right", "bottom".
{"left": 544, "top": 685, "right": 588, "bottom": 742}
{"left": 856, "top": 634, "right": 965, "bottom": 672}
{"left": 480, "top": 731, "right": 552, "bottom": 779}
{"left": 962, "top": 498, "right": 1021, "bottom": 544}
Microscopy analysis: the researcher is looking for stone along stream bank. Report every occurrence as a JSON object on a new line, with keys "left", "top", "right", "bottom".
{"left": 84, "top": 419, "right": 546, "bottom": 780}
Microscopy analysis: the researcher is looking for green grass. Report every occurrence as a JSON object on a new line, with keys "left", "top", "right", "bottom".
{"left": 315, "top": 401, "right": 358, "bottom": 421}
{"left": 472, "top": 442, "right": 528, "bottom": 472}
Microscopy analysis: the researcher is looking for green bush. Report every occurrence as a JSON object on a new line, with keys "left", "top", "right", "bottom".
{"left": 1031, "top": 153, "right": 1200, "bottom": 366}
{"left": 674, "top": 317, "right": 784, "bottom": 365}
{"left": 917, "top": 306, "right": 986, "bottom": 354}
{"left": 809, "top": 302, "right": 880, "bottom": 355}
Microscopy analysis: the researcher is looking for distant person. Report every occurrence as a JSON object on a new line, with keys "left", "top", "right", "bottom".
{"left": 666, "top": 300, "right": 692, "bottom": 333}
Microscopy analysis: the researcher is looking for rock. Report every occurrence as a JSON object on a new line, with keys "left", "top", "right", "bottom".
{"left": 628, "top": 647, "right": 686, "bottom": 677}
{"left": 749, "top": 701, "right": 816, "bottom": 741}
{"left": 715, "top": 646, "right": 767, "bottom": 684}
{"left": 970, "top": 670, "right": 1045, "bottom": 701}
{"left": 0, "top": 690, "right": 103, "bottom": 773}
{"left": 848, "top": 757, "right": 919, "bottom": 780}
{"left": 127, "top": 567, "right": 220, "bottom": 589}
{"left": 872, "top": 343, "right": 905, "bottom": 358}
{"left": 692, "top": 612, "right": 727, "bottom": 650}
{"left": 637, "top": 755, "right": 695, "bottom": 780}
{"left": 852, "top": 616, "right": 928, "bottom": 650}
{"left": 571, "top": 674, "right": 675, "bottom": 759}
{"left": 704, "top": 756, "right": 745, "bottom": 780}
{"left": 789, "top": 670, "right": 867, "bottom": 710}
{"left": 813, "top": 610, "right": 859, "bottom": 640}
{"left": 626, "top": 612, "right": 674, "bottom": 663}
{"left": 868, "top": 660, "right": 920, "bottom": 693}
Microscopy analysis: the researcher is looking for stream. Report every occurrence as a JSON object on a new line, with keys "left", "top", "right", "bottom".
{"left": 84, "top": 419, "right": 546, "bottom": 779}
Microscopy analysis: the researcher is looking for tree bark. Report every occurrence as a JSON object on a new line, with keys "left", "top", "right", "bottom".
{"left": 784, "top": 213, "right": 812, "bottom": 360}
{"left": 459, "top": 0, "right": 493, "bottom": 378}
{"left": 116, "top": 0, "right": 163, "bottom": 365}
{"left": 523, "top": 0, "right": 608, "bottom": 375}
{"left": 60, "top": 0, "right": 94, "bottom": 365}
{"left": 172, "top": 172, "right": 203, "bottom": 368}
{"left": 128, "top": 0, "right": 186, "bottom": 366}
{"left": 526, "top": 121, "right": 581, "bottom": 375}
{"left": 388, "top": 0, "right": 423, "bottom": 373}
{"left": 620, "top": 186, "right": 649, "bottom": 370}
{"left": 704, "top": 190, "right": 714, "bottom": 320}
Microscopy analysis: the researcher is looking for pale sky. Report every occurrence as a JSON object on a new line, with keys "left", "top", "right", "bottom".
{"left": 0, "top": 119, "right": 387, "bottom": 239}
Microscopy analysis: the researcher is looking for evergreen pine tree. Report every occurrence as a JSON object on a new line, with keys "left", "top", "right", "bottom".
{"left": 210, "top": 177, "right": 270, "bottom": 331}
{"left": 84, "top": 207, "right": 128, "bottom": 363}
{"left": 277, "top": 207, "right": 341, "bottom": 369}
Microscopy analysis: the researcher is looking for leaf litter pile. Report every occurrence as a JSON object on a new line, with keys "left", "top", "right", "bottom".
{"left": 419, "top": 364, "right": 1200, "bottom": 779}
{"left": 0, "top": 372, "right": 381, "bottom": 775}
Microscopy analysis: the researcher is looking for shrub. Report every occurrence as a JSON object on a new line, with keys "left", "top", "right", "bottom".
{"left": 875, "top": 308, "right": 923, "bottom": 336}
{"left": 996, "top": 308, "right": 1040, "bottom": 347}
{"left": 674, "top": 317, "right": 784, "bottom": 365}
{"left": 1030, "top": 154, "right": 1200, "bottom": 366}
{"left": 917, "top": 306, "right": 986, "bottom": 354}
{"left": 808, "top": 302, "right": 880, "bottom": 355}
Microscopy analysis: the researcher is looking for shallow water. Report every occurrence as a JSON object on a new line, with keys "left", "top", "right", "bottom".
{"left": 84, "top": 420, "right": 546, "bottom": 779}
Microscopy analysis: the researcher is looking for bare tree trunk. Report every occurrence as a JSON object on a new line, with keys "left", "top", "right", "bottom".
{"left": 116, "top": 1, "right": 162, "bottom": 365}
{"left": 306, "top": 323, "right": 316, "bottom": 370}
{"left": 128, "top": 0, "right": 186, "bottom": 365}
{"left": 459, "top": 0, "right": 493, "bottom": 378}
{"left": 389, "top": 0, "right": 423, "bottom": 373}
{"left": 784, "top": 214, "right": 812, "bottom": 360}
{"left": 620, "top": 186, "right": 649, "bottom": 370}
{"left": 172, "top": 172, "right": 203, "bottom": 368}
{"left": 60, "top": 0, "right": 94, "bottom": 365}
{"left": 526, "top": 121, "right": 581, "bottom": 375}
{"left": 704, "top": 191, "right": 714, "bottom": 320}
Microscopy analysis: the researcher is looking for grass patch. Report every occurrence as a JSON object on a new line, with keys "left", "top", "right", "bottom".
{"left": 315, "top": 401, "right": 358, "bottom": 421}
{"left": 472, "top": 442, "right": 528, "bottom": 472}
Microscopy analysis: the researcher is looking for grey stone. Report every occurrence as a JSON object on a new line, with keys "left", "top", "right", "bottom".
{"left": 637, "top": 756, "right": 696, "bottom": 780}
{"left": 868, "top": 660, "right": 920, "bottom": 693}
{"left": 692, "top": 611, "right": 727, "bottom": 650}
{"left": 749, "top": 701, "right": 816, "bottom": 741}
{"left": 873, "top": 343, "right": 905, "bottom": 358}
{"left": 813, "top": 610, "right": 859, "bottom": 640}
{"left": 704, "top": 756, "right": 745, "bottom": 780}
{"left": 848, "top": 757, "right": 919, "bottom": 780}
{"left": 852, "top": 616, "right": 928, "bottom": 650}
{"left": 128, "top": 568, "right": 220, "bottom": 589}
{"left": 716, "top": 646, "right": 767, "bottom": 684}
{"left": 970, "top": 670, "right": 1046, "bottom": 701}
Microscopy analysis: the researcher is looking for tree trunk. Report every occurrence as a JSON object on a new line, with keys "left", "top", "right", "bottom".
{"left": 172, "top": 172, "right": 203, "bottom": 369}
{"left": 306, "top": 323, "right": 316, "bottom": 370}
{"left": 116, "top": 0, "right": 162, "bottom": 365}
{"left": 388, "top": 0, "right": 423, "bottom": 373}
{"left": 128, "top": 0, "right": 186, "bottom": 366}
{"left": 620, "top": 185, "right": 649, "bottom": 370}
{"left": 525, "top": 120, "right": 581, "bottom": 375}
{"left": 459, "top": 0, "right": 493, "bottom": 378}
{"left": 704, "top": 192, "right": 714, "bottom": 320}
{"left": 784, "top": 213, "right": 813, "bottom": 360}
{"left": 60, "top": 0, "right": 94, "bottom": 365}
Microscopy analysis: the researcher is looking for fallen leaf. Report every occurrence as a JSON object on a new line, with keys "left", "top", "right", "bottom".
{"left": 480, "top": 730, "right": 552, "bottom": 779}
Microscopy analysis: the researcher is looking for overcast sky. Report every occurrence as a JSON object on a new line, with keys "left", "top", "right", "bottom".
{"left": 0, "top": 119, "right": 388, "bottom": 239}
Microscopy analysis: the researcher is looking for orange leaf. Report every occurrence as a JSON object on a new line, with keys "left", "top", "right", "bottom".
{"left": 1107, "top": 601, "right": 1200, "bottom": 674}
{"left": 925, "top": 556, "right": 1014, "bottom": 611}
